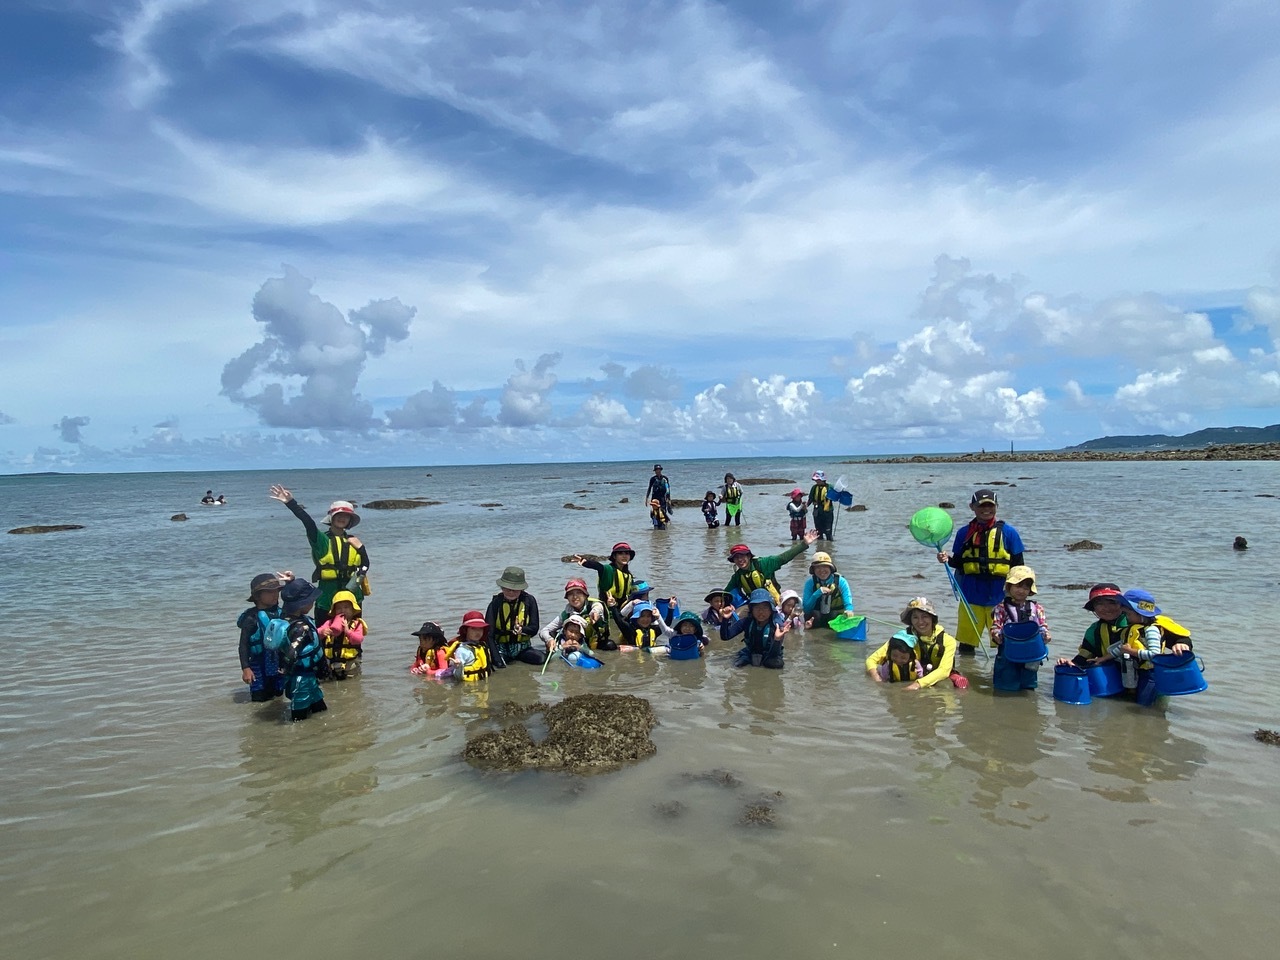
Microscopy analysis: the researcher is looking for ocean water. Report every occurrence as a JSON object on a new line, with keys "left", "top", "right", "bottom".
{"left": 3, "top": 457, "right": 1279, "bottom": 960}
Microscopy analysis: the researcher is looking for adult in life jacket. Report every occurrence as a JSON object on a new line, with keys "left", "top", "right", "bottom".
{"left": 718, "top": 473, "right": 744, "bottom": 526}
{"left": 1104, "top": 588, "right": 1192, "bottom": 707}
{"left": 270, "top": 484, "right": 370, "bottom": 622}
{"left": 719, "top": 588, "right": 790, "bottom": 668}
{"left": 724, "top": 531, "right": 819, "bottom": 605}
{"left": 484, "top": 566, "right": 544, "bottom": 666}
{"left": 574, "top": 542, "right": 638, "bottom": 643}
{"left": 865, "top": 597, "right": 967, "bottom": 690}
{"left": 936, "top": 489, "right": 1024, "bottom": 654}
{"left": 801, "top": 551, "right": 853, "bottom": 629}
{"left": 539, "top": 578, "right": 614, "bottom": 651}
{"left": 237, "top": 573, "right": 286, "bottom": 701}
{"left": 808, "top": 471, "right": 835, "bottom": 541}
{"left": 316, "top": 590, "right": 367, "bottom": 680}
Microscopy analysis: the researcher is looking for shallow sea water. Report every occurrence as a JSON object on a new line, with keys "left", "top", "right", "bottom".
{"left": 3, "top": 457, "right": 1279, "bottom": 959}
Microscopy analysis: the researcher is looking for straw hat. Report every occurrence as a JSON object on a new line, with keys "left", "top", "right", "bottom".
{"left": 899, "top": 597, "right": 937, "bottom": 625}
{"left": 1003, "top": 565, "right": 1037, "bottom": 594}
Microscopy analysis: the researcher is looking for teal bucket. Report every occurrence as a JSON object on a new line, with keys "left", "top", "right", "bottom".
{"left": 1086, "top": 660, "right": 1124, "bottom": 697}
{"left": 1000, "top": 621, "right": 1047, "bottom": 664}
{"left": 1053, "top": 664, "right": 1092, "bottom": 705}
{"left": 1151, "top": 652, "right": 1208, "bottom": 696}
{"left": 831, "top": 615, "right": 867, "bottom": 641}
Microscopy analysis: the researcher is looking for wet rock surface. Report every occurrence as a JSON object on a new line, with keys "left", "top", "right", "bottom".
{"left": 1065, "top": 540, "right": 1103, "bottom": 551}
{"left": 8, "top": 524, "right": 84, "bottom": 534}
{"left": 563, "top": 503, "right": 592, "bottom": 510}
{"left": 848, "top": 443, "right": 1280, "bottom": 463}
{"left": 739, "top": 477, "right": 795, "bottom": 485}
{"left": 938, "top": 501, "right": 956, "bottom": 508}
{"left": 1254, "top": 728, "right": 1280, "bottom": 746}
{"left": 363, "top": 499, "right": 440, "bottom": 509}
{"left": 463, "top": 694, "right": 657, "bottom": 773}
{"left": 170, "top": 513, "right": 188, "bottom": 521}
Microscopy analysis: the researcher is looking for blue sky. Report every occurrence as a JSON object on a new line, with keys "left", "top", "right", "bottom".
{"left": 2, "top": 0, "right": 1279, "bottom": 472}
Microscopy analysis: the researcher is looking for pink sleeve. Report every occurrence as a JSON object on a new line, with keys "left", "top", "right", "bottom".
{"left": 990, "top": 604, "right": 1007, "bottom": 639}
{"left": 318, "top": 621, "right": 335, "bottom": 638}
{"left": 1033, "top": 603, "right": 1051, "bottom": 640}
{"left": 346, "top": 619, "right": 366, "bottom": 645}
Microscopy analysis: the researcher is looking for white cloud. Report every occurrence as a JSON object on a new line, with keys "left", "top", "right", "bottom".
{"left": 221, "top": 267, "right": 415, "bottom": 429}
{"left": 498, "top": 353, "right": 561, "bottom": 427}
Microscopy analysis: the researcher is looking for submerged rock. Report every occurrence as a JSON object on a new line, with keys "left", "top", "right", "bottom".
{"left": 1254, "top": 728, "right": 1280, "bottom": 746}
{"left": 8, "top": 524, "right": 84, "bottom": 535}
{"left": 363, "top": 499, "right": 440, "bottom": 509}
{"left": 170, "top": 513, "right": 188, "bottom": 521}
{"left": 463, "top": 693, "right": 657, "bottom": 773}
{"left": 563, "top": 503, "right": 591, "bottom": 510}
{"left": 1234, "top": 536, "right": 1248, "bottom": 550}
{"left": 739, "top": 477, "right": 794, "bottom": 485}
{"left": 681, "top": 768, "right": 742, "bottom": 788}
{"left": 938, "top": 501, "right": 956, "bottom": 508}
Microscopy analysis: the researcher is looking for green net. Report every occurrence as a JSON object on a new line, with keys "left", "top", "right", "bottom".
{"left": 908, "top": 507, "right": 955, "bottom": 548}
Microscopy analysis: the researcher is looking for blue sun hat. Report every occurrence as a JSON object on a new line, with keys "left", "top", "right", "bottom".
{"left": 1120, "top": 589, "right": 1161, "bottom": 620}
{"left": 629, "top": 602, "right": 657, "bottom": 621}
{"left": 281, "top": 578, "right": 321, "bottom": 616}
{"left": 746, "top": 588, "right": 776, "bottom": 609}
{"left": 629, "top": 580, "right": 652, "bottom": 599}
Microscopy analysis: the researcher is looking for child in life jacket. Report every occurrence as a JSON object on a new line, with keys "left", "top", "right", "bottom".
{"left": 649, "top": 498, "right": 670, "bottom": 529}
{"left": 1108, "top": 588, "right": 1192, "bottom": 707}
{"left": 874, "top": 632, "right": 925, "bottom": 683}
{"left": 611, "top": 601, "right": 673, "bottom": 650}
{"left": 865, "top": 597, "right": 966, "bottom": 690}
{"left": 778, "top": 589, "right": 804, "bottom": 632}
{"left": 701, "top": 491, "right": 721, "bottom": 528}
{"left": 317, "top": 590, "right": 366, "bottom": 680}
{"left": 274, "top": 578, "right": 328, "bottom": 721}
{"left": 666, "top": 612, "right": 708, "bottom": 658}
{"left": 550, "top": 614, "right": 594, "bottom": 665}
{"left": 237, "top": 573, "right": 286, "bottom": 702}
{"left": 701, "top": 590, "right": 736, "bottom": 628}
{"left": 990, "top": 565, "right": 1050, "bottom": 691}
{"left": 410, "top": 621, "right": 451, "bottom": 676}
{"left": 719, "top": 473, "right": 744, "bottom": 526}
{"left": 786, "top": 488, "right": 808, "bottom": 541}
{"left": 720, "top": 588, "right": 788, "bottom": 668}
{"left": 442, "top": 611, "right": 493, "bottom": 681}
{"left": 1058, "top": 583, "right": 1129, "bottom": 667}
{"left": 539, "top": 578, "right": 612, "bottom": 651}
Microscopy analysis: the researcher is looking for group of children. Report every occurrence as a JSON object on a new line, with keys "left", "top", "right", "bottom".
{"left": 239, "top": 484, "right": 1195, "bottom": 720}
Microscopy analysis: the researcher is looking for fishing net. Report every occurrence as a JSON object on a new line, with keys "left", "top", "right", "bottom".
{"left": 908, "top": 506, "right": 955, "bottom": 548}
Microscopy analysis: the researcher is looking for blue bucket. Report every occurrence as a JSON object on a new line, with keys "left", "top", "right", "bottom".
{"left": 1151, "top": 652, "right": 1208, "bottom": 696}
{"left": 831, "top": 615, "right": 867, "bottom": 641}
{"left": 1086, "top": 660, "right": 1124, "bottom": 697}
{"left": 1053, "top": 664, "right": 1092, "bottom": 705}
{"left": 562, "top": 651, "right": 602, "bottom": 669}
{"left": 1000, "top": 621, "right": 1047, "bottom": 664}
{"left": 655, "top": 598, "right": 681, "bottom": 623}
{"left": 667, "top": 634, "right": 701, "bottom": 661}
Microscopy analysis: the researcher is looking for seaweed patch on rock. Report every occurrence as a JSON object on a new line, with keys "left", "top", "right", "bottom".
{"left": 464, "top": 694, "right": 657, "bottom": 773}
{"left": 739, "top": 790, "right": 785, "bottom": 827}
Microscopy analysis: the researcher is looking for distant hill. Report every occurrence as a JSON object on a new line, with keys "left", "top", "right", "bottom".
{"left": 1067, "top": 424, "right": 1280, "bottom": 451}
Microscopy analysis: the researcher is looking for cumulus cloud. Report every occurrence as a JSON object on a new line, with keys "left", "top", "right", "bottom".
{"left": 579, "top": 395, "right": 634, "bottom": 429}
{"left": 845, "top": 318, "right": 1046, "bottom": 439}
{"left": 498, "top": 353, "right": 561, "bottom": 427}
{"left": 221, "top": 266, "right": 415, "bottom": 430}
{"left": 55, "top": 415, "right": 90, "bottom": 443}
{"left": 668, "top": 374, "right": 818, "bottom": 442}
{"left": 384, "top": 381, "right": 460, "bottom": 430}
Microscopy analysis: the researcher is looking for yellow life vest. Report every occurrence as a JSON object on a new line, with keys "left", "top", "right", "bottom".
{"left": 322, "top": 617, "right": 366, "bottom": 661}
{"left": 606, "top": 567, "right": 635, "bottom": 604}
{"left": 1124, "top": 615, "right": 1191, "bottom": 670}
{"left": 885, "top": 660, "right": 920, "bottom": 683}
{"left": 734, "top": 566, "right": 781, "bottom": 604}
{"left": 315, "top": 533, "right": 359, "bottom": 581}
{"left": 493, "top": 598, "right": 530, "bottom": 644}
{"left": 444, "top": 640, "right": 491, "bottom": 681}
{"left": 809, "top": 483, "right": 832, "bottom": 514}
{"left": 958, "top": 521, "right": 1012, "bottom": 578}
{"left": 631, "top": 624, "right": 663, "bottom": 649}
{"left": 915, "top": 626, "right": 948, "bottom": 671}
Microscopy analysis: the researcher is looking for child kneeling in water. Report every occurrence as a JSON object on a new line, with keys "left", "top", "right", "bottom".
{"left": 551, "top": 614, "right": 597, "bottom": 665}
{"left": 611, "top": 601, "right": 673, "bottom": 649}
{"left": 441, "top": 611, "right": 492, "bottom": 681}
{"left": 865, "top": 597, "right": 966, "bottom": 690}
{"left": 318, "top": 589, "right": 366, "bottom": 680}
{"left": 873, "top": 632, "right": 925, "bottom": 683}
{"left": 720, "top": 588, "right": 789, "bottom": 669}
{"left": 1109, "top": 588, "right": 1192, "bottom": 707}
{"left": 410, "top": 621, "right": 451, "bottom": 676}
{"left": 666, "top": 612, "right": 708, "bottom": 658}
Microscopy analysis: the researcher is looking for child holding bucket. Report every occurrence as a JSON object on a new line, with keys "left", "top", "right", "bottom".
{"left": 1107, "top": 589, "right": 1193, "bottom": 707}
{"left": 1058, "top": 583, "right": 1129, "bottom": 666}
{"left": 864, "top": 597, "right": 967, "bottom": 690}
{"left": 990, "top": 565, "right": 1050, "bottom": 691}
